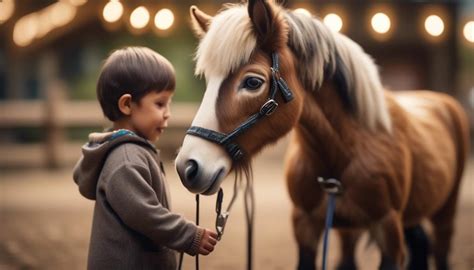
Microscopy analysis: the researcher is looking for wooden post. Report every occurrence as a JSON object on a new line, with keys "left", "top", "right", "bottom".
{"left": 39, "top": 52, "right": 65, "bottom": 169}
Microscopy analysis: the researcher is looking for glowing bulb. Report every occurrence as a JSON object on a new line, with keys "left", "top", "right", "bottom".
{"left": 13, "top": 14, "right": 39, "bottom": 47}
{"left": 463, "top": 21, "right": 474, "bottom": 43}
{"left": 154, "top": 8, "right": 174, "bottom": 30}
{"left": 0, "top": 0, "right": 15, "bottom": 24}
{"left": 36, "top": 9, "right": 54, "bottom": 38}
{"left": 66, "top": 0, "right": 87, "bottom": 6}
{"left": 130, "top": 6, "right": 150, "bottom": 29}
{"left": 324, "top": 13, "right": 343, "bottom": 32}
{"left": 371, "top": 12, "right": 391, "bottom": 34}
{"left": 50, "top": 2, "right": 76, "bottom": 27}
{"left": 103, "top": 0, "right": 123, "bottom": 23}
{"left": 294, "top": 8, "right": 311, "bottom": 17}
{"left": 425, "top": 15, "right": 444, "bottom": 37}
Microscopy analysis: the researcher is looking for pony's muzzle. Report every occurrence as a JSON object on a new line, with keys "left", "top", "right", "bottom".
{"left": 176, "top": 157, "right": 226, "bottom": 195}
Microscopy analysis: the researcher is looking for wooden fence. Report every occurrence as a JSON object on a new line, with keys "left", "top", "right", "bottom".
{"left": 0, "top": 100, "right": 198, "bottom": 169}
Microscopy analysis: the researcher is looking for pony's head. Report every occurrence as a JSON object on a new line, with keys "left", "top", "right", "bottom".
{"left": 175, "top": 0, "right": 305, "bottom": 195}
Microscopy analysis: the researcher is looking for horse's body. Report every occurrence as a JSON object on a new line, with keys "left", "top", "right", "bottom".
{"left": 287, "top": 83, "right": 468, "bottom": 269}
{"left": 175, "top": 1, "right": 469, "bottom": 269}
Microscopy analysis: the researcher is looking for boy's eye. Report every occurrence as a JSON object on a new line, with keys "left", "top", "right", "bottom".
{"left": 156, "top": 102, "right": 165, "bottom": 107}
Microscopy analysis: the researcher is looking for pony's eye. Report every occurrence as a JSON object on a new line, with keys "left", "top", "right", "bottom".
{"left": 243, "top": 77, "right": 264, "bottom": 91}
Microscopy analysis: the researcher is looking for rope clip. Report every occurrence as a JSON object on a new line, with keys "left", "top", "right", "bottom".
{"left": 216, "top": 212, "right": 229, "bottom": 241}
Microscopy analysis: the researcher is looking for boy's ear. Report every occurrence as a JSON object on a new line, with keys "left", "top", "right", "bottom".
{"left": 190, "top": 5, "right": 212, "bottom": 38}
{"left": 118, "top": 94, "right": 132, "bottom": 116}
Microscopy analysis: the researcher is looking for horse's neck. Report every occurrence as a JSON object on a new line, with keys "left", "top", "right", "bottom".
{"left": 295, "top": 80, "right": 353, "bottom": 177}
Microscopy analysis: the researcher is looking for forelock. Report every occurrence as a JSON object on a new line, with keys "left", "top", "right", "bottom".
{"left": 195, "top": 5, "right": 257, "bottom": 78}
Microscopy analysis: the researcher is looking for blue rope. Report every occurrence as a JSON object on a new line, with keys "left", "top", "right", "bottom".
{"left": 321, "top": 193, "right": 336, "bottom": 270}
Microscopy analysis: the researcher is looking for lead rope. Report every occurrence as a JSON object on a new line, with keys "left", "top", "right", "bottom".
{"left": 317, "top": 177, "right": 343, "bottom": 270}
{"left": 244, "top": 174, "right": 255, "bottom": 270}
{"left": 214, "top": 174, "right": 255, "bottom": 270}
{"left": 179, "top": 175, "right": 248, "bottom": 270}
{"left": 177, "top": 194, "right": 200, "bottom": 270}
{"left": 195, "top": 194, "right": 200, "bottom": 270}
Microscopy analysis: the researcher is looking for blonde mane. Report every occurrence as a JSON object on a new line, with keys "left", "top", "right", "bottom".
{"left": 286, "top": 12, "right": 392, "bottom": 132}
{"left": 195, "top": 4, "right": 392, "bottom": 133}
{"left": 195, "top": 4, "right": 256, "bottom": 78}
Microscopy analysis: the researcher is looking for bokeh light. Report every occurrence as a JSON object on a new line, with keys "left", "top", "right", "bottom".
{"left": 371, "top": 12, "right": 391, "bottom": 34}
{"left": 103, "top": 0, "right": 123, "bottom": 23}
{"left": 463, "top": 21, "right": 474, "bottom": 43}
{"left": 13, "top": 14, "right": 39, "bottom": 47}
{"left": 425, "top": 15, "right": 444, "bottom": 37}
{"left": 130, "top": 6, "right": 150, "bottom": 29}
{"left": 0, "top": 0, "right": 15, "bottom": 24}
{"left": 64, "top": 0, "right": 88, "bottom": 6}
{"left": 324, "top": 13, "right": 343, "bottom": 32}
{"left": 294, "top": 8, "right": 312, "bottom": 17}
{"left": 50, "top": 2, "right": 77, "bottom": 27}
{"left": 154, "top": 8, "right": 174, "bottom": 30}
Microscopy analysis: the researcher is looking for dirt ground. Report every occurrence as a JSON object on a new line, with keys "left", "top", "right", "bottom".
{"left": 1, "top": 140, "right": 473, "bottom": 270}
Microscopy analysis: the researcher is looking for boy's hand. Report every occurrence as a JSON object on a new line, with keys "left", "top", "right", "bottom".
{"left": 198, "top": 229, "right": 218, "bottom": 255}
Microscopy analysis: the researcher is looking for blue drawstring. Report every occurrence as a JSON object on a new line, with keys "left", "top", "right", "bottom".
{"left": 321, "top": 193, "right": 336, "bottom": 270}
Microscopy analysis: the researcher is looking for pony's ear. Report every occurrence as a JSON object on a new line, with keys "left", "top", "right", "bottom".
{"left": 248, "top": 0, "right": 281, "bottom": 50}
{"left": 190, "top": 5, "right": 212, "bottom": 38}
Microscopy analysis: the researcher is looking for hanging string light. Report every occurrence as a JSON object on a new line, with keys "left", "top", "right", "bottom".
{"left": 8, "top": 2, "right": 473, "bottom": 47}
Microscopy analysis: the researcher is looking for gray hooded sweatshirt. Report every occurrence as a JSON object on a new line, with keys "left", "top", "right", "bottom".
{"left": 73, "top": 130, "right": 202, "bottom": 270}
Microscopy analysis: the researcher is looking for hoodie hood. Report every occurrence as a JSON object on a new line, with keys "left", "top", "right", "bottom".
{"left": 73, "top": 129, "right": 157, "bottom": 200}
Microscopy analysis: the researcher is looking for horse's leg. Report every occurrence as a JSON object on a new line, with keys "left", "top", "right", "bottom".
{"left": 404, "top": 224, "right": 429, "bottom": 270}
{"left": 293, "top": 207, "right": 322, "bottom": 270}
{"left": 336, "top": 229, "right": 362, "bottom": 270}
{"left": 429, "top": 181, "right": 462, "bottom": 270}
{"left": 372, "top": 210, "right": 406, "bottom": 270}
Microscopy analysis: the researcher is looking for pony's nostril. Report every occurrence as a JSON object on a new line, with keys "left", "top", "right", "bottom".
{"left": 185, "top": 159, "right": 199, "bottom": 182}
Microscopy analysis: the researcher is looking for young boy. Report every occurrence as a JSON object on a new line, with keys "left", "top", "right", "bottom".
{"left": 73, "top": 46, "right": 217, "bottom": 270}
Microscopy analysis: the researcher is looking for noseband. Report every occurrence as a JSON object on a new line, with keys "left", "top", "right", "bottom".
{"left": 186, "top": 52, "right": 294, "bottom": 161}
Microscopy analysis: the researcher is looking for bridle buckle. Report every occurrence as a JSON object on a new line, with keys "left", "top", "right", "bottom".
{"left": 271, "top": 67, "right": 281, "bottom": 81}
{"left": 260, "top": 99, "right": 278, "bottom": 115}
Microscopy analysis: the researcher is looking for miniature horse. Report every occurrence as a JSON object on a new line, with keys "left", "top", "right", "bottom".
{"left": 175, "top": 1, "right": 469, "bottom": 269}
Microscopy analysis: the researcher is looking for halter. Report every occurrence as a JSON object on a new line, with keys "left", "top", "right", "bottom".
{"left": 186, "top": 52, "right": 294, "bottom": 161}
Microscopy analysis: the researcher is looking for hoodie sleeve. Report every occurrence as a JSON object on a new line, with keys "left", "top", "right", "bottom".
{"left": 104, "top": 162, "right": 203, "bottom": 255}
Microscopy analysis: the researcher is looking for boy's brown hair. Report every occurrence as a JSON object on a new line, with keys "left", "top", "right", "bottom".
{"left": 97, "top": 46, "right": 176, "bottom": 121}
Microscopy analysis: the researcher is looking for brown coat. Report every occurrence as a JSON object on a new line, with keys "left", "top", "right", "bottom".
{"left": 73, "top": 131, "right": 202, "bottom": 270}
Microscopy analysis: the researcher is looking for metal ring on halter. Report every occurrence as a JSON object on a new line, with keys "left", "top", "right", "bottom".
{"left": 260, "top": 99, "right": 278, "bottom": 115}
{"left": 317, "top": 177, "right": 344, "bottom": 195}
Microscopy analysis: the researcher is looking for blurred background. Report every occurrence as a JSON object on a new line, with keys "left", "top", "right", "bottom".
{"left": 0, "top": 0, "right": 473, "bottom": 269}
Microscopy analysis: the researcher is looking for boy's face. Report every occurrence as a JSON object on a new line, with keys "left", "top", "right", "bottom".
{"left": 129, "top": 90, "right": 173, "bottom": 142}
